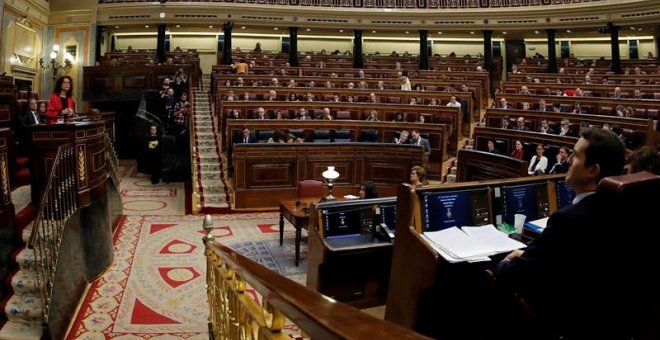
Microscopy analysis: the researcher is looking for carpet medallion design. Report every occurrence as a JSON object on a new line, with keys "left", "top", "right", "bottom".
{"left": 68, "top": 213, "right": 304, "bottom": 339}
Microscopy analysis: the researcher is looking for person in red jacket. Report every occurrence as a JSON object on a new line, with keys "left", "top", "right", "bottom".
{"left": 510, "top": 139, "right": 524, "bottom": 160}
{"left": 46, "top": 76, "right": 75, "bottom": 123}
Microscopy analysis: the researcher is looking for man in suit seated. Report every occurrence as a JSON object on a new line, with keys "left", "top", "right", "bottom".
{"left": 495, "top": 127, "right": 633, "bottom": 339}
{"left": 254, "top": 107, "right": 269, "bottom": 120}
{"left": 486, "top": 139, "right": 500, "bottom": 154}
{"left": 538, "top": 119, "right": 555, "bottom": 134}
{"left": 234, "top": 126, "right": 257, "bottom": 144}
{"left": 513, "top": 116, "right": 530, "bottom": 131}
{"left": 18, "top": 98, "right": 47, "bottom": 127}
{"left": 409, "top": 129, "right": 431, "bottom": 156}
{"left": 548, "top": 146, "right": 570, "bottom": 174}
{"left": 558, "top": 119, "right": 578, "bottom": 137}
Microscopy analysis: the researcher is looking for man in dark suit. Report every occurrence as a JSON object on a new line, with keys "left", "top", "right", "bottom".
{"left": 486, "top": 139, "right": 500, "bottom": 154}
{"left": 409, "top": 129, "right": 431, "bottom": 156}
{"left": 235, "top": 126, "right": 257, "bottom": 144}
{"left": 18, "top": 99, "right": 46, "bottom": 126}
{"left": 495, "top": 127, "right": 629, "bottom": 339}
{"left": 513, "top": 116, "right": 530, "bottom": 131}
{"left": 548, "top": 146, "right": 570, "bottom": 174}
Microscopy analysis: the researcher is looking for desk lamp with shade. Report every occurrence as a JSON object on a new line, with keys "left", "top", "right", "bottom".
{"left": 321, "top": 166, "right": 340, "bottom": 201}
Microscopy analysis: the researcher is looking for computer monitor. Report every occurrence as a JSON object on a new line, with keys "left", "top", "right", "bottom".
{"left": 499, "top": 182, "right": 550, "bottom": 225}
{"left": 420, "top": 188, "right": 491, "bottom": 232}
{"left": 322, "top": 206, "right": 374, "bottom": 238}
{"left": 377, "top": 203, "right": 397, "bottom": 232}
{"left": 555, "top": 180, "right": 576, "bottom": 209}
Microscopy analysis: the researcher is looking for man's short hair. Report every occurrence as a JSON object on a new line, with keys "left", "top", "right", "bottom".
{"left": 580, "top": 127, "right": 626, "bottom": 180}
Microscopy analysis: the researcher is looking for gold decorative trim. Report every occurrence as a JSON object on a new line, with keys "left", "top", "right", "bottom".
{"left": 0, "top": 155, "right": 9, "bottom": 203}
{"left": 78, "top": 146, "right": 86, "bottom": 186}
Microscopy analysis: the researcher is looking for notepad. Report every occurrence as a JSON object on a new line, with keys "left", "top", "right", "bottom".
{"left": 422, "top": 224, "right": 526, "bottom": 263}
{"left": 343, "top": 195, "right": 359, "bottom": 200}
{"left": 524, "top": 217, "right": 549, "bottom": 233}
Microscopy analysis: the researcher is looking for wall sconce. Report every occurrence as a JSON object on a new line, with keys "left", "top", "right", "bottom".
{"left": 321, "top": 166, "right": 340, "bottom": 201}
{"left": 39, "top": 44, "right": 73, "bottom": 75}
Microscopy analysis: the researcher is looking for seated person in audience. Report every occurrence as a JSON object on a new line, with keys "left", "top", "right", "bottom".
{"left": 231, "top": 59, "right": 249, "bottom": 74}
{"left": 572, "top": 102, "right": 586, "bottom": 114}
{"left": 583, "top": 74, "right": 592, "bottom": 84}
{"left": 498, "top": 98, "right": 511, "bottom": 109}
{"left": 558, "top": 119, "right": 578, "bottom": 137}
{"left": 285, "top": 134, "right": 297, "bottom": 143}
{"left": 409, "top": 130, "right": 431, "bottom": 156}
{"left": 519, "top": 86, "right": 531, "bottom": 95}
{"left": 242, "top": 92, "right": 251, "bottom": 101}
{"left": 574, "top": 88, "right": 584, "bottom": 97}
{"left": 266, "top": 90, "right": 278, "bottom": 101}
{"left": 280, "top": 69, "right": 288, "bottom": 76}
{"left": 500, "top": 116, "right": 512, "bottom": 129}
{"left": 287, "top": 79, "right": 296, "bottom": 88}
{"left": 37, "top": 102, "right": 48, "bottom": 121}
{"left": 627, "top": 146, "right": 660, "bottom": 174}
{"left": 365, "top": 110, "right": 379, "bottom": 122}
{"left": 632, "top": 88, "right": 645, "bottom": 99}
{"left": 223, "top": 90, "right": 238, "bottom": 101}
{"left": 286, "top": 93, "right": 299, "bottom": 102}
{"left": 413, "top": 84, "right": 424, "bottom": 91}
{"left": 318, "top": 107, "right": 333, "bottom": 120}
{"left": 510, "top": 140, "right": 524, "bottom": 160}
{"left": 236, "top": 77, "right": 245, "bottom": 87}
{"left": 495, "top": 128, "right": 632, "bottom": 340}
{"left": 552, "top": 103, "right": 562, "bottom": 113}
{"left": 305, "top": 92, "right": 315, "bottom": 102}
{"left": 19, "top": 98, "right": 47, "bottom": 127}
{"left": 296, "top": 108, "right": 311, "bottom": 120}
{"left": 409, "top": 98, "right": 417, "bottom": 105}
{"left": 417, "top": 115, "right": 427, "bottom": 124}
{"left": 376, "top": 81, "right": 386, "bottom": 90}
{"left": 268, "top": 129, "right": 288, "bottom": 143}
{"left": 308, "top": 81, "right": 316, "bottom": 88}
{"left": 331, "top": 94, "right": 340, "bottom": 102}
{"left": 367, "top": 92, "right": 379, "bottom": 103}
{"left": 297, "top": 68, "right": 304, "bottom": 76}
{"left": 359, "top": 181, "right": 378, "bottom": 199}
{"left": 330, "top": 72, "right": 338, "bottom": 78}
{"left": 528, "top": 143, "right": 548, "bottom": 175}
{"left": 394, "top": 130, "right": 409, "bottom": 144}
{"left": 254, "top": 107, "right": 268, "bottom": 120}
{"left": 486, "top": 139, "right": 500, "bottom": 154}
{"left": 270, "top": 78, "right": 280, "bottom": 87}
{"left": 521, "top": 102, "right": 531, "bottom": 111}
{"left": 346, "top": 82, "right": 355, "bottom": 89}
{"left": 392, "top": 112, "right": 405, "bottom": 122}
{"left": 400, "top": 75, "right": 412, "bottom": 91}
{"left": 446, "top": 96, "right": 461, "bottom": 108}
{"left": 228, "top": 109, "right": 241, "bottom": 119}
{"left": 409, "top": 165, "right": 427, "bottom": 189}
{"left": 324, "top": 81, "right": 333, "bottom": 88}
{"left": 274, "top": 109, "right": 287, "bottom": 120}
{"left": 538, "top": 119, "right": 555, "bottom": 134}
{"left": 611, "top": 86, "right": 623, "bottom": 98}
{"left": 428, "top": 98, "right": 438, "bottom": 106}
{"left": 346, "top": 95, "right": 355, "bottom": 103}
{"left": 548, "top": 146, "right": 570, "bottom": 174}
{"left": 358, "top": 69, "right": 366, "bottom": 78}
{"left": 234, "top": 126, "right": 257, "bottom": 144}
{"left": 513, "top": 116, "right": 529, "bottom": 131}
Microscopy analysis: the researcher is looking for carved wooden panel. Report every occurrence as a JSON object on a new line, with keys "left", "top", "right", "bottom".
{"left": 122, "top": 76, "right": 147, "bottom": 88}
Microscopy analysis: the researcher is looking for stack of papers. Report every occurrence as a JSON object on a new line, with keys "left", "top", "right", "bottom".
{"left": 422, "top": 224, "right": 526, "bottom": 263}
{"left": 343, "top": 195, "right": 359, "bottom": 200}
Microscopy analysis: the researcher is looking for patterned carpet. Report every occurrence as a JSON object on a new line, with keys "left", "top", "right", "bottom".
{"left": 67, "top": 212, "right": 305, "bottom": 339}
{"left": 119, "top": 164, "right": 186, "bottom": 216}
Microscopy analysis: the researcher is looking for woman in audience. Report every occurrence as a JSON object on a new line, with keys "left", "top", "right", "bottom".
{"left": 627, "top": 146, "right": 660, "bottom": 174}
{"left": 359, "top": 181, "right": 378, "bottom": 199}
{"left": 286, "top": 93, "right": 299, "bottom": 102}
{"left": 365, "top": 110, "right": 379, "bottom": 121}
{"left": 392, "top": 112, "right": 405, "bottom": 122}
{"left": 417, "top": 115, "right": 426, "bottom": 124}
{"left": 47, "top": 76, "right": 76, "bottom": 123}
{"left": 228, "top": 109, "right": 241, "bottom": 119}
{"left": 510, "top": 140, "right": 524, "bottom": 160}
{"left": 274, "top": 110, "right": 287, "bottom": 120}
{"left": 400, "top": 74, "right": 412, "bottom": 91}
{"left": 528, "top": 143, "right": 548, "bottom": 175}
{"left": 37, "top": 102, "right": 48, "bottom": 121}
{"left": 409, "top": 165, "right": 427, "bottom": 189}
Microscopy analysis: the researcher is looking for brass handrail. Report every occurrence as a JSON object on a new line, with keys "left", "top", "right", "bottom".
{"left": 202, "top": 216, "right": 429, "bottom": 340}
{"left": 105, "top": 133, "right": 120, "bottom": 187}
{"left": 28, "top": 144, "right": 77, "bottom": 322}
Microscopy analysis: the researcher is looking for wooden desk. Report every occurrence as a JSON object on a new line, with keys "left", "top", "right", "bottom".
{"left": 279, "top": 198, "right": 316, "bottom": 266}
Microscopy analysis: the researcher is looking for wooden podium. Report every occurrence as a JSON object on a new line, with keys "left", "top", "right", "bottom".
{"left": 28, "top": 120, "right": 107, "bottom": 206}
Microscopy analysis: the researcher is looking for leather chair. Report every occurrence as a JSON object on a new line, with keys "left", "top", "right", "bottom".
{"left": 312, "top": 129, "right": 331, "bottom": 143}
{"left": 256, "top": 130, "right": 274, "bottom": 143}
{"left": 297, "top": 180, "right": 323, "bottom": 199}
{"left": 335, "top": 111, "right": 351, "bottom": 120}
{"left": 359, "top": 130, "right": 379, "bottom": 143}
{"left": 333, "top": 129, "right": 352, "bottom": 142}
{"left": 288, "top": 129, "right": 304, "bottom": 139}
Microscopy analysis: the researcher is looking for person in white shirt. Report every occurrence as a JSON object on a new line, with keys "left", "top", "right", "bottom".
{"left": 528, "top": 143, "right": 548, "bottom": 175}
{"left": 400, "top": 75, "right": 411, "bottom": 91}
{"left": 446, "top": 96, "right": 461, "bottom": 108}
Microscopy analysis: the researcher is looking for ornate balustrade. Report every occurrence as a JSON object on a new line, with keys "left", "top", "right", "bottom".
{"left": 99, "top": 0, "right": 600, "bottom": 8}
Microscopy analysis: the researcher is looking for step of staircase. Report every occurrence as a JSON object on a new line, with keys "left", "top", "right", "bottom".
{"left": 0, "top": 321, "right": 42, "bottom": 339}
{"left": 4, "top": 294, "right": 42, "bottom": 324}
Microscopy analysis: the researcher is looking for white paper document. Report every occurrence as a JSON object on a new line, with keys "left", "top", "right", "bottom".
{"left": 422, "top": 224, "right": 526, "bottom": 263}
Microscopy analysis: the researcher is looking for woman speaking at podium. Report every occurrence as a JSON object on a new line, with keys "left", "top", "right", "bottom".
{"left": 46, "top": 76, "right": 76, "bottom": 123}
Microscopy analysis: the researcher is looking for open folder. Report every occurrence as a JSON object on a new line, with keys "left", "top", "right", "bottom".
{"left": 421, "top": 224, "right": 526, "bottom": 263}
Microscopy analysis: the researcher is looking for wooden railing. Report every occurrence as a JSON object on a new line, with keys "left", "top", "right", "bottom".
{"left": 202, "top": 216, "right": 430, "bottom": 340}
{"left": 99, "top": 0, "right": 600, "bottom": 8}
{"left": 29, "top": 144, "right": 77, "bottom": 323}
